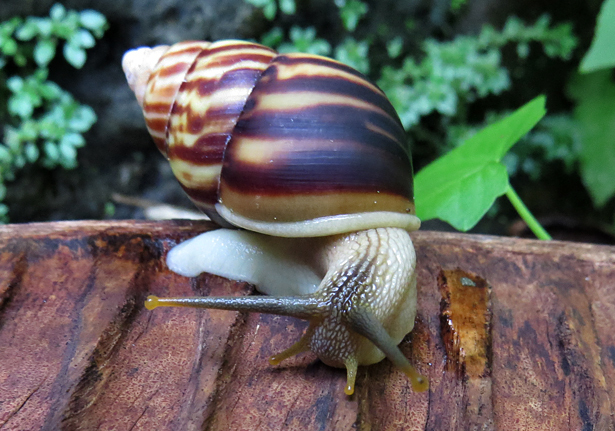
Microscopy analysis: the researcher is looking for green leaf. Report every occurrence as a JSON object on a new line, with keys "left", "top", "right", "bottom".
{"left": 34, "top": 38, "right": 57, "bottom": 66}
{"left": 33, "top": 17, "right": 53, "bottom": 37}
{"left": 8, "top": 92, "right": 34, "bottom": 118}
{"left": 415, "top": 95, "right": 547, "bottom": 230}
{"left": 280, "top": 26, "right": 331, "bottom": 56}
{"left": 450, "top": 0, "right": 467, "bottom": 12}
{"left": 70, "top": 29, "right": 95, "bottom": 48}
{"left": 3, "top": 127, "right": 20, "bottom": 150}
{"left": 59, "top": 139, "right": 77, "bottom": 164}
{"left": 244, "top": 0, "right": 277, "bottom": 19}
{"left": 260, "top": 27, "right": 284, "bottom": 47}
{"left": 14, "top": 52, "right": 27, "bottom": 67}
{"left": 69, "top": 105, "right": 96, "bottom": 131}
{"left": 61, "top": 132, "right": 86, "bottom": 148}
{"left": 1, "top": 38, "right": 17, "bottom": 56}
{"left": 104, "top": 202, "right": 116, "bottom": 217}
{"left": 50, "top": 3, "right": 67, "bottom": 21}
{"left": 15, "top": 21, "right": 39, "bottom": 40}
{"left": 336, "top": 0, "right": 368, "bottom": 32}
{"left": 334, "top": 37, "right": 369, "bottom": 74}
{"left": 39, "top": 81, "right": 62, "bottom": 100}
{"left": 0, "top": 146, "right": 11, "bottom": 164}
{"left": 51, "top": 22, "right": 75, "bottom": 40}
{"left": 386, "top": 37, "right": 403, "bottom": 59}
{"left": 79, "top": 10, "right": 107, "bottom": 34}
{"left": 63, "top": 43, "right": 86, "bottom": 68}
{"left": 244, "top": 0, "right": 270, "bottom": 7}
{"left": 43, "top": 141, "right": 60, "bottom": 163}
{"left": 6, "top": 76, "right": 23, "bottom": 93}
{"left": 567, "top": 71, "right": 615, "bottom": 206}
{"left": 13, "top": 154, "right": 26, "bottom": 169}
{"left": 264, "top": 3, "right": 276, "bottom": 19}
{"left": 279, "top": 0, "right": 296, "bottom": 15}
{"left": 24, "top": 142, "right": 39, "bottom": 163}
{"left": 580, "top": 0, "right": 615, "bottom": 73}
{"left": 20, "top": 120, "right": 38, "bottom": 141}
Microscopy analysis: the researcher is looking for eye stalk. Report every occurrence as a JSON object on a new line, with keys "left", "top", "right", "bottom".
{"left": 145, "top": 290, "right": 428, "bottom": 394}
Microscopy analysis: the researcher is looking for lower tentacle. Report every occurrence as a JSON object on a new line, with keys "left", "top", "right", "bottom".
{"left": 269, "top": 324, "right": 316, "bottom": 365}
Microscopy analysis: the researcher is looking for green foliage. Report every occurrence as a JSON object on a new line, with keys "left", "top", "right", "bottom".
{"left": 386, "top": 37, "right": 403, "bottom": 59}
{"left": 580, "top": 0, "right": 615, "bottom": 73}
{"left": 0, "top": 4, "right": 107, "bottom": 221}
{"left": 334, "top": 37, "right": 369, "bottom": 74}
{"left": 450, "top": 0, "right": 468, "bottom": 12}
{"left": 567, "top": 71, "right": 615, "bottom": 207}
{"left": 378, "top": 15, "right": 577, "bottom": 129}
{"left": 277, "top": 26, "right": 331, "bottom": 56}
{"left": 478, "top": 15, "right": 576, "bottom": 59}
{"left": 245, "top": 0, "right": 295, "bottom": 20}
{"left": 570, "top": 0, "right": 615, "bottom": 208}
{"left": 335, "top": 0, "right": 368, "bottom": 32}
{"left": 415, "top": 96, "right": 548, "bottom": 237}
{"left": 248, "top": 0, "right": 368, "bottom": 65}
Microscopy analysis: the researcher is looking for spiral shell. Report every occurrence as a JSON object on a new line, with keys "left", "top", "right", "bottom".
{"left": 123, "top": 40, "right": 419, "bottom": 236}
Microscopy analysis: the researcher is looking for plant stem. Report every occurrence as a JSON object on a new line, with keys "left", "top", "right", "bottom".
{"left": 506, "top": 185, "right": 552, "bottom": 240}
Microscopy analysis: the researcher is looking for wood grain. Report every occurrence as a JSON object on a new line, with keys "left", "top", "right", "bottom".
{"left": 0, "top": 220, "right": 614, "bottom": 430}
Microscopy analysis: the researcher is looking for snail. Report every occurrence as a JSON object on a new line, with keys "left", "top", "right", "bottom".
{"left": 122, "top": 40, "right": 427, "bottom": 395}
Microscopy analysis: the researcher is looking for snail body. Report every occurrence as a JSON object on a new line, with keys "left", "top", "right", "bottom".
{"left": 122, "top": 40, "right": 426, "bottom": 394}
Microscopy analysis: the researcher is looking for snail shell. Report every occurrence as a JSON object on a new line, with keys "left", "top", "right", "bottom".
{"left": 122, "top": 40, "right": 426, "bottom": 395}
{"left": 123, "top": 40, "right": 419, "bottom": 235}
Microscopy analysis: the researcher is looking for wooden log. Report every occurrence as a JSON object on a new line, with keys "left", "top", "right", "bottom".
{"left": 0, "top": 220, "right": 614, "bottom": 430}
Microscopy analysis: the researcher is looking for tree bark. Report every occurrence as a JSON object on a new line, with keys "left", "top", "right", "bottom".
{"left": 0, "top": 220, "right": 614, "bottom": 430}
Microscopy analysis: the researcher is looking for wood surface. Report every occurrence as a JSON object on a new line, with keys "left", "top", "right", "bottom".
{"left": 0, "top": 220, "right": 614, "bottom": 430}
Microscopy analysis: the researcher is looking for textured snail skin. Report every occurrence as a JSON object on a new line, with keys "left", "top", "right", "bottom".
{"left": 123, "top": 40, "right": 427, "bottom": 394}
{"left": 156, "top": 226, "right": 422, "bottom": 393}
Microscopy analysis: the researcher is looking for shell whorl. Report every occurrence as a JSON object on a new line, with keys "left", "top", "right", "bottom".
{"left": 124, "top": 40, "right": 420, "bottom": 236}
{"left": 122, "top": 45, "right": 169, "bottom": 108}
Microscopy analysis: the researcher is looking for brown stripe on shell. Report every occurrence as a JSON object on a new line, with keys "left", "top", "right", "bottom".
{"left": 165, "top": 41, "right": 276, "bottom": 208}
{"left": 220, "top": 187, "right": 414, "bottom": 223}
{"left": 142, "top": 41, "right": 210, "bottom": 153}
{"left": 169, "top": 159, "right": 221, "bottom": 198}
{"left": 272, "top": 54, "right": 400, "bottom": 122}
{"left": 233, "top": 101, "right": 407, "bottom": 157}
{"left": 204, "top": 40, "right": 277, "bottom": 57}
{"left": 180, "top": 182, "right": 220, "bottom": 205}
{"left": 143, "top": 116, "right": 167, "bottom": 133}
{"left": 158, "top": 41, "right": 208, "bottom": 57}
{"left": 144, "top": 101, "right": 178, "bottom": 115}
{"left": 275, "top": 53, "right": 371, "bottom": 83}
{"left": 221, "top": 137, "right": 412, "bottom": 196}
{"left": 189, "top": 53, "right": 278, "bottom": 77}
{"left": 177, "top": 68, "right": 269, "bottom": 102}
{"left": 234, "top": 56, "right": 406, "bottom": 151}
{"left": 155, "top": 60, "right": 194, "bottom": 79}
{"left": 166, "top": 134, "right": 228, "bottom": 164}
